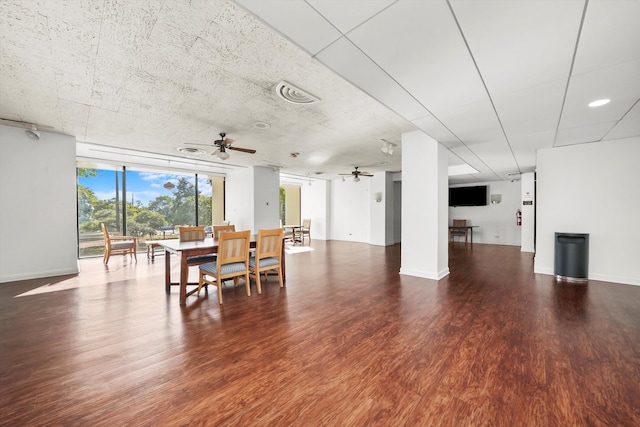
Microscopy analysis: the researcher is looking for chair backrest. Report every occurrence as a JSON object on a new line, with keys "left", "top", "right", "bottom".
{"left": 255, "top": 228, "right": 283, "bottom": 261}
{"left": 302, "top": 218, "right": 311, "bottom": 229}
{"left": 453, "top": 219, "right": 467, "bottom": 227}
{"left": 217, "top": 230, "right": 250, "bottom": 265}
{"left": 213, "top": 224, "right": 236, "bottom": 239}
{"left": 179, "top": 226, "right": 206, "bottom": 242}
{"left": 101, "top": 223, "right": 111, "bottom": 245}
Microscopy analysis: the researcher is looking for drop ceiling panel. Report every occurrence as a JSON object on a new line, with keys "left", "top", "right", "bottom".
{"left": 555, "top": 122, "right": 616, "bottom": 146}
{"left": 573, "top": 0, "right": 640, "bottom": 74}
{"left": 411, "top": 116, "right": 462, "bottom": 149}
{"left": 451, "top": 0, "right": 583, "bottom": 96}
{"left": 559, "top": 59, "right": 640, "bottom": 129}
{"left": 604, "top": 101, "right": 640, "bottom": 141}
{"left": 492, "top": 79, "right": 566, "bottom": 139}
{"left": 315, "top": 37, "right": 430, "bottom": 122}
{"left": 509, "top": 130, "right": 557, "bottom": 172}
{"left": 453, "top": 140, "right": 519, "bottom": 174}
{"left": 307, "top": 0, "right": 396, "bottom": 34}
{"left": 434, "top": 99, "right": 506, "bottom": 145}
{"left": 347, "top": 1, "right": 488, "bottom": 114}
{"left": 234, "top": 0, "right": 341, "bottom": 55}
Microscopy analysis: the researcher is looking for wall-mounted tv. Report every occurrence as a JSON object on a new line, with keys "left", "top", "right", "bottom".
{"left": 449, "top": 185, "right": 488, "bottom": 207}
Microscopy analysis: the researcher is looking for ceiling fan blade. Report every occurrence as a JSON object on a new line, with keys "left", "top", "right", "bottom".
{"left": 212, "top": 148, "right": 220, "bottom": 156}
{"left": 228, "top": 146, "right": 256, "bottom": 154}
{"left": 224, "top": 138, "right": 235, "bottom": 145}
{"left": 339, "top": 173, "right": 353, "bottom": 176}
{"left": 361, "top": 173, "right": 373, "bottom": 176}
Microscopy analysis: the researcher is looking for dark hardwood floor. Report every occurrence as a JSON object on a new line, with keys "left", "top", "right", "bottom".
{"left": 1, "top": 241, "right": 639, "bottom": 426}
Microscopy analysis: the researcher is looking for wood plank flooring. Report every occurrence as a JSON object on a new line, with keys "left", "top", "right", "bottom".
{"left": 1, "top": 241, "right": 639, "bottom": 426}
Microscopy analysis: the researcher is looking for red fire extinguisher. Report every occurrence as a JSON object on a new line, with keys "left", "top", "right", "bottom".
{"left": 516, "top": 209, "right": 522, "bottom": 226}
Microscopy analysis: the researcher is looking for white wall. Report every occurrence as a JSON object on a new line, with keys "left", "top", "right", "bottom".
{"left": 0, "top": 125, "right": 78, "bottom": 282}
{"left": 226, "top": 166, "right": 280, "bottom": 233}
{"left": 300, "top": 178, "right": 329, "bottom": 241}
{"left": 224, "top": 167, "right": 254, "bottom": 231}
{"left": 253, "top": 166, "right": 280, "bottom": 231}
{"left": 535, "top": 137, "right": 640, "bottom": 286}
{"left": 329, "top": 177, "right": 371, "bottom": 242}
{"left": 370, "top": 172, "right": 395, "bottom": 246}
{"left": 448, "top": 180, "right": 522, "bottom": 246}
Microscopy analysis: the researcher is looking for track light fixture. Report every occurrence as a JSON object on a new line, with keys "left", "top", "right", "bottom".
{"left": 381, "top": 140, "right": 396, "bottom": 155}
{"left": 25, "top": 124, "right": 40, "bottom": 140}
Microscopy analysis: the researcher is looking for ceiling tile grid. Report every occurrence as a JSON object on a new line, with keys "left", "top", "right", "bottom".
{"left": 1, "top": 0, "right": 639, "bottom": 182}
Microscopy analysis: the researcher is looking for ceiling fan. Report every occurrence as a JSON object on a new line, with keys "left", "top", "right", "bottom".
{"left": 340, "top": 166, "right": 373, "bottom": 182}
{"left": 188, "top": 132, "right": 256, "bottom": 160}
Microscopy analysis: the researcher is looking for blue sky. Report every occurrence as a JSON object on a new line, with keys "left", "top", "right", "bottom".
{"left": 78, "top": 169, "right": 212, "bottom": 206}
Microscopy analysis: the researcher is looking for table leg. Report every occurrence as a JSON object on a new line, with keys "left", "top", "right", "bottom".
{"left": 165, "top": 250, "right": 171, "bottom": 293}
{"left": 179, "top": 253, "right": 189, "bottom": 305}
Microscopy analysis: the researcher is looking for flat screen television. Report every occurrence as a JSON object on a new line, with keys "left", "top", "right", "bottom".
{"left": 449, "top": 185, "right": 487, "bottom": 207}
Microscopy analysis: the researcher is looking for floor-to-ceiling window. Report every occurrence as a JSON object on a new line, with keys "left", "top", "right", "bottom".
{"left": 77, "top": 163, "right": 222, "bottom": 258}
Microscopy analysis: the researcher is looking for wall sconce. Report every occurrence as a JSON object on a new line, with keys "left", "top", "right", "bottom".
{"left": 490, "top": 194, "right": 502, "bottom": 204}
{"left": 374, "top": 192, "right": 383, "bottom": 203}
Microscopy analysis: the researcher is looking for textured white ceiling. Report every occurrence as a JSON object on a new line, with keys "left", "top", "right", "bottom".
{"left": 1, "top": 0, "right": 639, "bottom": 183}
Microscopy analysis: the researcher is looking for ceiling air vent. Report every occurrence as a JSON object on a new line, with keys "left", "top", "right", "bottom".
{"left": 177, "top": 147, "right": 205, "bottom": 155}
{"left": 275, "top": 81, "right": 319, "bottom": 105}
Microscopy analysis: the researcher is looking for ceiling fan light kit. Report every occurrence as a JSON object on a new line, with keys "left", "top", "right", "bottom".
{"left": 185, "top": 132, "right": 256, "bottom": 161}
{"left": 339, "top": 166, "right": 373, "bottom": 183}
{"left": 217, "top": 148, "right": 230, "bottom": 160}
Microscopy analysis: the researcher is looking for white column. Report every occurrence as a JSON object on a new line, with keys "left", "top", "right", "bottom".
{"left": 520, "top": 172, "right": 535, "bottom": 253}
{"left": 400, "top": 130, "right": 449, "bottom": 279}
{"left": 226, "top": 166, "right": 280, "bottom": 232}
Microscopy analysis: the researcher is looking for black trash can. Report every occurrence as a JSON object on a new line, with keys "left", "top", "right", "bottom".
{"left": 554, "top": 232, "right": 589, "bottom": 282}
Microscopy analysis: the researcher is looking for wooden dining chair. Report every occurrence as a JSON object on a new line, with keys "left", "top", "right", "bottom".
{"left": 197, "top": 230, "right": 251, "bottom": 304}
{"left": 213, "top": 224, "right": 235, "bottom": 239}
{"left": 249, "top": 228, "right": 284, "bottom": 293}
{"left": 101, "top": 223, "right": 137, "bottom": 264}
{"left": 179, "top": 226, "right": 216, "bottom": 265}
{"left": 450, "top": 219, "right": 469, "bottom": 243}
{"left": 300, "top": 218, "right": 311, "bottom": 245}
{"left": 280, "top": 219, "right": 294, "bottom": 243}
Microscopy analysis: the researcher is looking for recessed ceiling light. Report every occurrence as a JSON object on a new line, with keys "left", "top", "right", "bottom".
{"left": 253, "top": 121, "right": 270, "bottom": 129}
{"left": 588, "top": 99, "right": 610, "bottom": 107}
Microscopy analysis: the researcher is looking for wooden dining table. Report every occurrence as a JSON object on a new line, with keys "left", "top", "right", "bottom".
{"left": 283, "top": 224, "right": 302, "bottom": 243}
{"left": 158, "top": 235, "right": 286, "bottom": 305}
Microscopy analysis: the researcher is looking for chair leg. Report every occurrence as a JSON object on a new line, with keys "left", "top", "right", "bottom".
{"left": 244, "top": 273, "right": 252, "bottom": 297}
{"left": 217, "top": 281, "right": 223, "bottom": 304}
{"left": 255, "top": 270, "right": 262, "bottom": 295}
{"left": 104, "top": 249, "right": 110, "bottom": 264}
{"left": 197, "top": 272, "right": 204, "bottom": 296}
